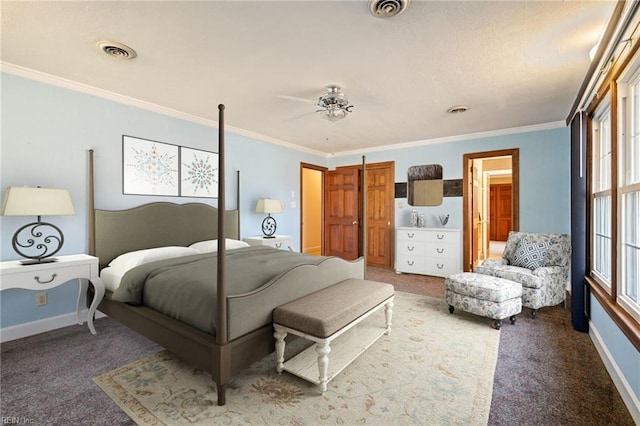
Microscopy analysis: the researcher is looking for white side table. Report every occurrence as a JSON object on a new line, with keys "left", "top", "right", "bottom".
{"left": 0, "top": 254, "right": 104, "bottom": 334}
{"left": 244, "top": 235, "right": 294, "bottom": 251}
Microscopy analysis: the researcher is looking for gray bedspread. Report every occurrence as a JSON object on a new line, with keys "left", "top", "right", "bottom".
{"left": 112, "top": 246, "right": 326, "bottom": 335}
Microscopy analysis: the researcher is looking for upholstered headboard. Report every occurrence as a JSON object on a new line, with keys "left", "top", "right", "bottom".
{"left": 92, "top": 202, "right": 239, "bottom": 269}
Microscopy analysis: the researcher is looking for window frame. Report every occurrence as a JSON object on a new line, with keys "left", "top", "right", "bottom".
{"left": 591, "top": 101, "right": 613, "bottom": 292}
{"left": 586, "top": 37, "right": 640, "bottom": 351}
{"left": 616, "top": 62, "right": 640, "bottom": 323}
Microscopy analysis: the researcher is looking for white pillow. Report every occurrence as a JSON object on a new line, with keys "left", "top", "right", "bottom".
{"left": 108, "top": 246, "right": 200, "bottom": 273}
{"left": 189, "top": 238, "right": 250, "bottom": 253}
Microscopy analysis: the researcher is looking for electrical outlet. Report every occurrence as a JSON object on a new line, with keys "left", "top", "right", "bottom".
{"left": 36, "top": 292, "right": 48, "bottom": 306}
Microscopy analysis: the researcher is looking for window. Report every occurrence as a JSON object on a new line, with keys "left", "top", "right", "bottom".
{"left": 589, "top": 47, "right": 640, "bottom": 326}
{"left": 618, "top": 69, "right": 640, "bottom": 322}
{"left": 591, "top": 102, "right": 612, "bottom": 291}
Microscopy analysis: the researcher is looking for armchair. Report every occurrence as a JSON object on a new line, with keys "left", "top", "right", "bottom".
{"left": 474, "top": 231, "right": 571, "bottom": 318}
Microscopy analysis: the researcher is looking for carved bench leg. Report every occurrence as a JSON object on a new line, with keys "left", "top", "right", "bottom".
{"left": 316, "top": 342, "right": 331, "bottom": 395}
{"left": 385, "top": 299, "right": 394, "bottom": 335}
{"left": 274, "top": 326, "right": 287, "bottom": 374}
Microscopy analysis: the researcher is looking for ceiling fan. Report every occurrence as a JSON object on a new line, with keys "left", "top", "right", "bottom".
{"left": 279, "top": 85, "right": 354, "bottom": 122}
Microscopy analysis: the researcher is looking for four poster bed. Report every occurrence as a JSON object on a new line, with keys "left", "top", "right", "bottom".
{"left": 88, "top": 105, "right": 367, "bottom": 405}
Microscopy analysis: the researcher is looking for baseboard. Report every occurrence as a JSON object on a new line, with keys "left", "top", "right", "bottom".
{"left": 303, "top": 245, "right": 322, "bottom": 256}
{"left": 589, "top": 320, "right": 640, "bottom": 424}
{"left": 0, "top": 310, "right": 106, "bottom": 343}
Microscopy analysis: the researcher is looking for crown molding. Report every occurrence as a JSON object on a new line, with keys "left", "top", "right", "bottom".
{"left": 1, "top": 62, "right": 564, "bottom": 159}
{"left": 332, "top": 121, "right": 567, "bottom": 157}
{"left": 0, "top": 62, "right": 328, "bottom": 158}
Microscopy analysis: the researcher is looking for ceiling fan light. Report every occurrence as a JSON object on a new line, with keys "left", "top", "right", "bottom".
{"left": 316, "top": 84, "right": 353, "bottom": 121}
{"left": 322, "top": 106, "right": 347, "bottom": 122}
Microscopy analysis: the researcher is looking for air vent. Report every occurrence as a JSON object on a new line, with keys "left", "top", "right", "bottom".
{"left": 369, "top": 0, "right": 410, "bottom": 18}
{"left": 97, "top": 41, "right": 137, "bottom": 60}
{"left": 447, "top": 105, "right": 469, "bottom": 114}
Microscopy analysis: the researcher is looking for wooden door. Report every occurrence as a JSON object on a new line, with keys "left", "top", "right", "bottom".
{"left": 324, "top": 167, "right": 360, "bottom": 260}
{"left": 490, "top": 185, "right": 498, "bottom": 240}
{"left": 365, "top": 162, "right": 394, "bottom": 268}
{"left": 495, "top": 184, "right": 512, "bottom": 241}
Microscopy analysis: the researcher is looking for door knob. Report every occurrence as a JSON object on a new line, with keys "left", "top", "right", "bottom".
{"left": 352, "top": 221, "right": 358, "bottom": 225}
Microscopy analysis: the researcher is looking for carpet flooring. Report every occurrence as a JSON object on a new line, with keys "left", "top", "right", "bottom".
{"left": 92, "top": 292, "right": 499, "bottom": 425}
{"left": 0, "top": 266, "right": 635, "bottom": 425}
{"left": 366, "top": 266, "right": 635, "bottom": 425}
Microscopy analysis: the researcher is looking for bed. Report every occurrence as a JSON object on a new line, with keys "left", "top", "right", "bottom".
{"left": 88, "top": 105, "right": 367, "bottom": 405}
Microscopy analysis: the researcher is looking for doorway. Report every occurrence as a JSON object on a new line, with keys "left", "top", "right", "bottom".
{"left": 302, "top": 161, "right": 394, "bottom": 266}
{"left": 462, "top": 149, "right": 519, "bottom": 271}
{"left": 300, "top": 163, "right": 326, "bottom": 256}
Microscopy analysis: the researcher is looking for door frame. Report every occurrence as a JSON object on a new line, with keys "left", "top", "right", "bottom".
{"left": 300, "top": 162, "right": 327, "bottom": 255}
{"left": 462, "top": 148, "right": 520, "bottom": 271}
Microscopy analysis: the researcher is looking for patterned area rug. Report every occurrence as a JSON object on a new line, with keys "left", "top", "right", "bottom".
{"left": 93, "top": 292, "right": 500, "bottom": 425}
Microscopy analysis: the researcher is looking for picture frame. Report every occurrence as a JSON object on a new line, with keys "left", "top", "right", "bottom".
{"left": 180, "top": 147, "right": 218, "bottom": 198}
{"left": 122, "top": 136, "right": 179, "bottom": 196}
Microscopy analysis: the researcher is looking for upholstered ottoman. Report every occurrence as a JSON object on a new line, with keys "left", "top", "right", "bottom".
{"left": 445, "top": 272, "right": 522, "bottom": 329}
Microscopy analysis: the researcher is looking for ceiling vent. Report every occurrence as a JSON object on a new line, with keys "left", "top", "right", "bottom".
{"left": 369, "top": 0, "right": 410, "bottom": 18}
{"left": 447, "top": 105, "right": 469, "bottom": 114}
{"left": 97, "top": 41, "right": 137, "bottom": 60}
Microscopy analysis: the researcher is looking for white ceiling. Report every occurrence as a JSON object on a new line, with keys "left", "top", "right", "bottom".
{"left": 0, "top": 1, "right": 615, "bottom": 155}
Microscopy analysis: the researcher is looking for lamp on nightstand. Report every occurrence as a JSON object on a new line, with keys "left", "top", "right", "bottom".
{"left": 255, "top": 198, "right": 283, "bottom": 238}
{"left": 1, "top": 186, "right": 76, "bottom": 264}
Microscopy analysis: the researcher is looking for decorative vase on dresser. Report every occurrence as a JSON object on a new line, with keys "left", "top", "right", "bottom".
{"left": 395, "top": 227, "right": 461, "bottom": 277}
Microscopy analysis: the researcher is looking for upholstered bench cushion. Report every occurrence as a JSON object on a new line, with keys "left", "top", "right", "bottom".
{"left": 445, "top": 272, "right": 521, "bottom": 302}
{"left": 273, "top": 278, "right": 394, "bottom": 338}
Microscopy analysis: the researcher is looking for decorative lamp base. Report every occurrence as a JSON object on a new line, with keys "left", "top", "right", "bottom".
{"left": 20, "top": 257, "right": 59, "bottom": 265}
{"left": 12, "top": 220, "right": 65, "bottom": 265}
{"left": 261, "top": 215, "right": 277, "bottom": 238}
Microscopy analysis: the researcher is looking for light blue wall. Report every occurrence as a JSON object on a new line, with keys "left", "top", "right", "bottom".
{"left": 331, "top": 127, "right": 571, "bottom": 235}
{"left": 0, "top": 73, "right": 326, "bottom": 327}
{"left": 590, "top": 296, "right": 640, "bottom": 405}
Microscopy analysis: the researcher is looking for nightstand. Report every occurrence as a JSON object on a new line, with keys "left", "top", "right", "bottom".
{"left": 244, "top": 235, "right": 294, "bottom": 251}
{"left": 0, "top": 254, "right": 104, "bottom": 335}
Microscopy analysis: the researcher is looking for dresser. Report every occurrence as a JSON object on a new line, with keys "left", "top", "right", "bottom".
{"left": 395, "top": 227, "right": 461, "bottom": 277}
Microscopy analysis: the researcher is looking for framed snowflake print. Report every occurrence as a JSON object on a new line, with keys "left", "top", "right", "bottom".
{"left": 122, "top": 136, "right": 179, "bottom": 196}
{"left": 180, "top": 147, "right": 218, "bottom": 198}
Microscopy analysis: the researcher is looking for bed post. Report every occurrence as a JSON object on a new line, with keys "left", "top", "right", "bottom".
{"left": 237, "top": 170, "right": 241, "bottom": 238}
{"left": 215, "top": 105, "right": 228, "bottom": 405}
{"left": 361, "top": 155, "right": 366, "bottom": 277}
{"left": 88, "top": 149, "right": 96, "bottom": 256}
{"left": 216, "top": 104, "right": 227, "bottom": 347}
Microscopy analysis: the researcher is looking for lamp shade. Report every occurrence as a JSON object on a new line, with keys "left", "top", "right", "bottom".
{"left": 255, "top": 198, "right": 283, "bottom": 214}
{"left": 1, "top": 187, "right": 76, "bottom": 216}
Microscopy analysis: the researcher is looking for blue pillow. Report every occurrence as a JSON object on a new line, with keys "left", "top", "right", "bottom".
{"left": 511, "top": 237, "right": 549, "bottom": 270}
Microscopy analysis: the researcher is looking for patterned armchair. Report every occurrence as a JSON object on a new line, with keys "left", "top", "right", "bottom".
{"left": 474, "top": 231, "right": 571, "bottom": 318}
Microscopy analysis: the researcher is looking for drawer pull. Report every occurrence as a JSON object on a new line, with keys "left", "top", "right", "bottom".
{"left": 275, "top": 243, "right": 282, "bottom": 248}
{"left": 407, "top": 260, "right": 415, "bottom": 266}
{"left": 407, "top": 246, "right": 415, "bottom": 251}
{"left": 437, "top": 234, "right": 445, "bottom": 240}
{"left": 407, "top": 233, "right": 415, "bottom": 238}
{"left": 437, "top": 248, "right": 444, "bottom": 254}
{"left": 437, "top": 264, "right": 444, "bottom": 269}
{"left": 34, "top": 273, "right": 57, "bottom": 284}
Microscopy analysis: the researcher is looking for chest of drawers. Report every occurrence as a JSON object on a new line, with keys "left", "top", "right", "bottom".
{"left": 395, "top": 227, "right": 461, "bottom": 277}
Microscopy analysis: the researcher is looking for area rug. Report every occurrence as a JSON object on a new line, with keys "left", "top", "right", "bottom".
{"left": 93, "top": 292, "right": 500, "bottom": 425}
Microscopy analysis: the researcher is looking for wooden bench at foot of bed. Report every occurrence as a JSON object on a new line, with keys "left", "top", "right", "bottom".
{"left": 273, "top": 278, "right": 395, "bottom": 394}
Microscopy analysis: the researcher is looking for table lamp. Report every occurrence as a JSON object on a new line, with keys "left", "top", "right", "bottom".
{"left": 1, "top": 186, "right": 76, "bottom": 264}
